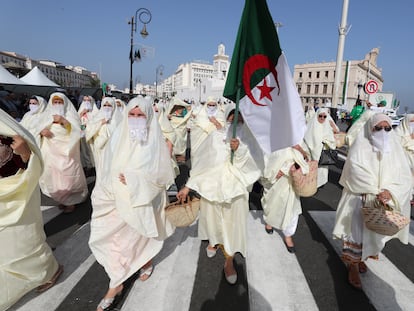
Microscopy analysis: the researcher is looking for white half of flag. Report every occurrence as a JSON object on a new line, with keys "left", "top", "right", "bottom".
{"left": 239, "top": 53, "right": 306, "bottom": 154}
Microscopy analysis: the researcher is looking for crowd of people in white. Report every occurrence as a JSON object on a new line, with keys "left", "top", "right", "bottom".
{"left": 1, "top": 93, "right": 413, "bottom": 311}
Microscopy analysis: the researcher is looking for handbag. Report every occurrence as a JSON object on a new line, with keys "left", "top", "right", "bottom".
{"left": 318, "top": 148, "right": 338, "bottom": 165}
{"left": 165, "top": 196, "right": 200, "bottom": 227}
{"left": 362, "top": 196, "right": 410, "bottom": 236}
{"left": 290, "top": 160, "right": 318, "bottom": 197}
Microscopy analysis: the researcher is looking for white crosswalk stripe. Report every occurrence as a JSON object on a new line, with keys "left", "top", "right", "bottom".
{"left": 310, "top": 211, "right": 414, "bottom": 311}
{"left": 8, "top": 205, "right": 413, "bottom": 311}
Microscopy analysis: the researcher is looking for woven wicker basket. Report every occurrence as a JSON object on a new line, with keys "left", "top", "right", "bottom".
{"left": 290, "top": 160, "right": 318, "bottom": 197}
{"left": 165, "top": 197, "right": 200, "bottom": 227}
{"left": 362, "top": 199, "right": 410, "bottom": 236}
{"left": 334, "top": 132, "right": 347, "bottom": 148}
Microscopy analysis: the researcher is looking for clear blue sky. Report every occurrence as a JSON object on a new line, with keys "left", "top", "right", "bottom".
{"left": 1, "top": 0, "right": 413, "bottom": 110}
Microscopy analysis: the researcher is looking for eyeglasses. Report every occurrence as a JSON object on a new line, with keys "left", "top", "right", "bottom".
{"left": 374, "top": 126, "right": 392, "bottom": 132}
{"left": 318, "top": 115, "right": 327, "bottom": 119}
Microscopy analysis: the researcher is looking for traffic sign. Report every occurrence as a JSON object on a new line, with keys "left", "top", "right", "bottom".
{"left": 364, "top": 80, "right": 379, "bottom": 94}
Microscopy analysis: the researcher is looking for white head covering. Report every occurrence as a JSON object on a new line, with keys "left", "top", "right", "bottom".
{"left": 104, "top": 95, "right": 175, "bottom": 234}
{"left": 19, "top": 96, "right": 47, "bottom": 143}
{"left": 303, "top": 107, "right": 336, "bottom": 160}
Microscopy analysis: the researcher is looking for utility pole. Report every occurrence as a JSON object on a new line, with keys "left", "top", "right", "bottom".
{"left": 332, "top": 0, "right": 350, "bottom": 108}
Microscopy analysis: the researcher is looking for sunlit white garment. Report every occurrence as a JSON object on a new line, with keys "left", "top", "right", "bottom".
{"left": 0, "top": 109, "right": 59, "bottom": 311}
{"left": 333, "top": 115, "right": 412, "bottom": 260}
{"left": 187, "top": 110, "right": 260, "bottom": 256}
{"left": 261, "top": 147, "right": 308, "bottom": 233}
{"left": 166, "top": 97, "right": 191, "bottom": 156}
{"left": 78, "top": 96, "right": 99, "bottom": 169}
{"left": 301, "top": 108, "right": 336, "bottom": 187}
{"left": 89, "top": 96, "right": 175, "bottom": 288}
{"left": 19, "top": 96, "right": 47, "bottom": 147}
{"left": 38, "top": 92, "right": 87, "bottom": 205}
{"left": 394, "top": 114, "right": 414, "bottom": 188}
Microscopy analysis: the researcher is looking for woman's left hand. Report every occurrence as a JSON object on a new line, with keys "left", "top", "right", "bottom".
{"left": 377, "top": 189, "right": 392, "bottom": 204}
{"left": 230, "top": 138, "right": 239, "bottom": 151}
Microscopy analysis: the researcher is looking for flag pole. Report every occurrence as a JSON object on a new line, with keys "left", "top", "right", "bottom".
{"left": 231, "top": 84, "right": 242, "bottom": 164}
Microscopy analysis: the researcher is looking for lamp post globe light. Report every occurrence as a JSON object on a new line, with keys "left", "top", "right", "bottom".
{"left": 128, "top": 8, "right": 152, "bottom": 96}
{"left": 155, "top": 65, "right": 164, "bottom": 99}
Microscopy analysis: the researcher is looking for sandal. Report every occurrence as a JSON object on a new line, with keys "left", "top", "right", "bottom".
{"left": 206, "top": 245, "right": 217, "bottom": 258}
{"left": 348, "top": 263, "right": 362, "bottom": 290}
{"left": 138, "top": 264, "right": 154, "bottom": 282}
{"left": 36, "top": 264, "right": 64, "bottom": 293}
{"left": 96, "top": 289, "right": 123, "bottom": 311}
{"left": 224, "top": 260, "right": 237, "bottom": 285}
{"left": 359, "top": 261, "right": 368, "bottom": 274}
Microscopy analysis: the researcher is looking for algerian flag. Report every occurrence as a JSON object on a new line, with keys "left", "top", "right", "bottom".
{"left": 223, "top": 0, "right": 306, "bottom": 154}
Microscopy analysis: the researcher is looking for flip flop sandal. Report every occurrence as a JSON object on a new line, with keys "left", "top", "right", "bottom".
{"left": 97, "top": 290, "right": 123, "bottom": 311}
{"left": 36, "top": 264, "right": 64, "bottom": 293}
{"left": 138, "top": 265, "right": 154, "bottom": 282}
{"left": 359, "top": 262, "right": 368, "bottom": 274}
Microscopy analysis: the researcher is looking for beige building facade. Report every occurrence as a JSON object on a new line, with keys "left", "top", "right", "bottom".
{"left": 293, "top": 48, "right": 383, "bottom": 111}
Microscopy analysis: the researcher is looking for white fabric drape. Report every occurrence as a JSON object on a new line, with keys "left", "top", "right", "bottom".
{"left": 333, "top": 114, "right": 412, "bottom": 259}
{"left": 0, "top": 109, "right": 58, "bottom": 311}
{"left": 37, "top": 92, "right": 87, "bottom": 205}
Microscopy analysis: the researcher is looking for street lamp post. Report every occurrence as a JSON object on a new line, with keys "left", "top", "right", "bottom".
{"left": 128, "top": 8, "right": 152, "bottom": 96}
{"left": 197, "top": 78, "right": 202, "bottom": 103}
{"left": 155, "top": 65, "right": 164, "bottom": 99}
{"left": 357, "top": 82, "right": 363, "bottom": 102}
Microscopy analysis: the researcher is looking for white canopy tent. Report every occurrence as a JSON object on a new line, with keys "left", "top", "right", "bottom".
{"left": 0, "top": 63, "right": 27, "bottom": 84}
{"left": 20, "top": 66, "right": 59, "bottom": 87}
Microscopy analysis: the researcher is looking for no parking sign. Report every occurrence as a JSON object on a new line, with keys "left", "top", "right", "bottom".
{"left": 364, "top": 80, "right": 379, "bottom": 94}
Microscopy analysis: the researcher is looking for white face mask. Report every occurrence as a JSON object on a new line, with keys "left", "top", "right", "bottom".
{"left": 52, "top": 104, "right": 65, "bottom": 116}
{"left": 29, "top": 104, "right": 39, "bottom": 114}
{"left": 83, "top": 101, "right": 92, "bottom": 111}
{"left": 128, "top": 117, "right": 148, "bottom": 143}
{"left": 207, "top": 106, "right": 217, "bottom": 117}
{"left": 117, "top": 105, "right": 124, "bottom": 112}
{"left": 371, "top": 129, "right": 391, "bottom": 154}
{"left": 102, "top": 106, "right": 113, "bottom": 120}
{"left": 409, "top": 122, "right": 414, "bottom": 133}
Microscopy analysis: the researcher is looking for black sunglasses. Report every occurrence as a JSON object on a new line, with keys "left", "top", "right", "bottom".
{"left": 318, "top": 115, "right": 327, "bottom": 119}
{"left": 374, "top": 126, "right": 392, "bottom": 132}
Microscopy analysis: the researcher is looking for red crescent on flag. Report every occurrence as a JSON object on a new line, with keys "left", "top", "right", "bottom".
{"left": 243, "top": 54, "right": 280, "bottom": 106}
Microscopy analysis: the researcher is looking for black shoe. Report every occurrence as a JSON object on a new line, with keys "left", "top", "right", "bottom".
{"left": 284, "top": 241, "right": 296, "bottom": 253}
{"left": 265, "top": 226, "right": 274, "bottom": 234}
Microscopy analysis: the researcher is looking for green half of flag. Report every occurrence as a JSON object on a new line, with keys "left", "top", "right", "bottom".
{"left": 223, "top": 0, "right": 282, "bottom": 103}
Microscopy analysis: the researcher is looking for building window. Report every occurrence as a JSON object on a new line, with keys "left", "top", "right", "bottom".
{"left": 325, "top": 71, "right": 329, "bottom": 78}
{"left": 323, "top": 84, "right": 328, "bottom": 94}
{"left": 297, "top": 85, "right": 301, "bottom": 94}
{"left": 299, "top": 72, "right": 303, "bottom": 78}
{"left": 316, "top": 71, "right": 320, "bottom": 78}
{"left": 314, "top": 84, "right": 319, "bottom": 94}
{"left": 306, "top": 84, "right": 311, "bottom": 94}
{"left": 308, "top": 72, "right": 312, "bottom": 78}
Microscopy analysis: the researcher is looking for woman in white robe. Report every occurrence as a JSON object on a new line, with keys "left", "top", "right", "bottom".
{"left": 261, "top": 147, "right": 309, "bottom": 253}
{"left": 38, "top": 92, "right": 88, "bottom": 213}
{"left": 177, "top": 100, "right": 260, "bottom": 285}
{"left": 394, "top": 114, "right": 414, "bottom": 189}
{"left": 19, "top": 96, "right": 47, "bottom": 146}
{"left": 302, "top": 107, "right": 336, "bottom": 188}
{"left": 0, "top": 109, "right": 63, "bottom": 311}
{"left": 333, "top": 113, "right": 412, "bottom": 289}
{"left": 90, "top": 96, "right": 175, "bottom": 311}
{"left": 166, "top": 97, "right": 192, "bottom": 163}
{"left": 78, "top": 95, "right": 99, "bottom": 173}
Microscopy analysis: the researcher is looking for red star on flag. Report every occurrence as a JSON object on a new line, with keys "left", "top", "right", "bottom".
{"left": 257, "top": 78, "right": 275, "bottom": 101}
